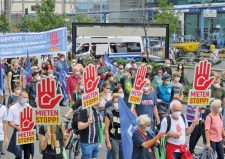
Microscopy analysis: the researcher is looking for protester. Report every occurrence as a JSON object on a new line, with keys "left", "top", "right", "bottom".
{"left": 163, "top": 59, "right": 172, "bottom": 76}
{"left": 172, "top": 71, "right": 184, "bottom": 101}
{"left": 114, "top": 64, "right": 124, "bottom": 84}
{"left": 155, "top": 74, "right": 174, "bottom": 121}
{"left": 210, "top": 49, "right": 219, "bottom": 65}
{"left": 66, "top": 67, "right": 82, "bottom": 106}
{"left": 132, "top": 115, "right": 164, "bottom": 159}
{"left": 8, "top": 59, "right": 21, "bottom": 96}
{"left": 0, "top": 92, "right": 8, "bottom": 159}
{"left": 7, "top": 81, "right": 22, "bottom": 107}
{"left": 41, "top": 63, "right": 48, "bottom": 77}
{"left": 78, "top": 103, "right": 101, "bottom": 159}
{"left": 220, "top": 70, "right": 225, "bottom": 87}
{"left": 104, "top": 95, "right": 123, "bottom": 159}
{"left": 39, "top": 123, "right": 69, "bottom": 159}
{"left": 132, "top": 79, "right": 160, "bottom": 129}
{"left": 7, "top": 90, "right": 34, "bottom": 159}
{"left": 159, "top": 100, "right": 198, "bottom": 159}
{"left": 47, "top": 59, "right": 54, "bottom": 71}
{"left": 53, "top": 56, "right": 61, "bottom": 80}
{"left": 104, "top": 72, "right": 116, "bottom": 91}
{"left": 152, "top": 67, "right": 163, "bottom": 88}
{"left": 25, "top": 71, "right": 40, "bottom": 108}
{"left": 176, "top": 63, "right": 185, "bottom": 85}
{"left": 205, "top": 99, "right": 224, "bottom": 159}
{"left": 99, "top": 81, "right": 112, "bottom": 110}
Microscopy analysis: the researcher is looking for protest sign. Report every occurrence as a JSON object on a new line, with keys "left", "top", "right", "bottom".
{"left": 128, "top": 65, "right": 147, "bottom": 104}
{"left": 34, "top": 77, "right": 63, "bottom": 125}
{"left": 0, "top": 27, "right": 67, "bottom": 58}
{"left": 82, "top": 64, "right": 100, "bottom": 108}
{"left": 188, "top": 60, "right": 215, "bottom": 106}
{"left": 16, "top": 106, "right": 36, "bottom": 145}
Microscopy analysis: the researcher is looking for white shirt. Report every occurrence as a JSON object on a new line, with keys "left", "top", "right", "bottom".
{"left": 160, "top": 115, "right": 188, "bottom": 149}
{"left": 7, "top": 103, "right": 23, "bottom": 126}
{"left": 0, "top": 105, "right": 7, "bottom": 141}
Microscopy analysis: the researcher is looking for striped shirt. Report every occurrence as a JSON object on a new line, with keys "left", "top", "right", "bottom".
{"left": 186, "top": 105, "right": 203, "bottom": 122}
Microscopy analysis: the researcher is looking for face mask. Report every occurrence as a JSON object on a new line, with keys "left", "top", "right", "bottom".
{"left": 119, "top": 93, "right": 124, "bottom": 99}
{"left": 80, "top": 86, "right": 84, "bottom": 90}
{"left": 164, "top": 80, "right": 170, "bottom": 85}
{"left": 172, "top": 111, "right": 181, "bottom": 118}
{"left": 110, "top": 77, "right": 114, "bottom": 81}
{"left": 75, "top": 72, "right": 80, "bottom": 76}
{"left": 179, "top": 66, "right": 182, "bottom": 69}
{"left": 114, "top": 103, "right": 119, "bottom": 110}
{"left": 174, "top": 77, "right": 180, "bottom": 82}
{"left": 143, "top": 86, "right": 149, "bottom": 92}
{"left": 60, "top": 58, "right": 65, "bottom": 62}
{"left": 36, "top": 76, "right": 41, "bottom": 81}
{"left": 20, "top": 98, "right": 28, "bottom": 106}
{"left": 213, "top": 84, "right": 220, "bottom": 88}
{"left": 15, "top": 89, "right": 21, "bottom": 94}
{"left": 219, "top": 108, "right": 223, "bottom": 113}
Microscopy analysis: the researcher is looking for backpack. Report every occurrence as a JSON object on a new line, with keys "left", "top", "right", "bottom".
{"left": 124, "top": 78, "right": 132, "bottom": 94}
{"left": 166, "top": 113, "right": 186, "bottom": 133}
{"left": 71, "top": 106, "right": 83, "bottom": 134}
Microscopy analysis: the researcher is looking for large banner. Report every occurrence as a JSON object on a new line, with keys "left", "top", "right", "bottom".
{"left": 0, "top": 27, "right": 67, "bottom": 58}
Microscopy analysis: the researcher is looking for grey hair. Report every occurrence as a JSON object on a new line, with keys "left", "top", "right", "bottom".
{"left": 170, "top": 100, "right": 182, "bottom": 110}
{"left": 210, "top": 99, "right": 221, "bottom": 110}
{"left": 136, "top": 115, "right": 151, "bottom": 127}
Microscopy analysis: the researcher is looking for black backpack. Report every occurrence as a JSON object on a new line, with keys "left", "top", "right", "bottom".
{"left": 71, "top": 106, "right": 83, "bottom": 134}
{"left": 166, "top": 113, "right": 186, "bottom": 133}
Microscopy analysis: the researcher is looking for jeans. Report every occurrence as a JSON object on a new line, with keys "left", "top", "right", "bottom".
{"left": 173, "top": 152, "right": 181, "bottom": 159}
{"left": 210, "top": 140, "right": 224, "bottom": 159}
{"left": 111, "top": 139, "right": 123, "bottom": 159}
{"left": 80, "top": 143, "right": 99, "bottom": 159}
{"left": 106, "top": 150, "right": 112, "bottom": 159}
{"left": 188, "top": 121, "right": 206, "bottom": 154}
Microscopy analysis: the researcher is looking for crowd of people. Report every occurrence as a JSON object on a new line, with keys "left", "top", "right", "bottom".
{"left": 0, "top": 54, "right": 224, "bottom": 159}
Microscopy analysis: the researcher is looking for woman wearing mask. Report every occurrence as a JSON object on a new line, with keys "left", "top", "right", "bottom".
{"left": 39, "top": 122, "right": 69, "bottom": 159}
{"left": 177, "top": 64, "right": 185, "bottom": 85}
{"left": 100, "top": 82, "right": 112, "bottom": 110}
{"left": 104, "top": 73, "right": 115, "bottom": 91}
{"left": 47, "top": 59, "right": 54, "bottom": 71}
{"left": 205, "top": 99, "right": 225, "bottom": 159}
{"left": 152, "top": 68, "right": 163, "bottom": 88}
{"left": 132, "top": 115, "right": 164, "bottom": 159}
{"left": 7, "top": 81, "right": 22, "bottom": 107}
{"left": 104, "top": 95, "right": 123, "bottom": 159}
{"left": 172, "top": 71, "right": 184, "bottom": 101}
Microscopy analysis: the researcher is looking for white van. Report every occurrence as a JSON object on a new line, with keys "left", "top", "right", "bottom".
{"left": 75, "top": 36, "right": 144, "bottom": 60}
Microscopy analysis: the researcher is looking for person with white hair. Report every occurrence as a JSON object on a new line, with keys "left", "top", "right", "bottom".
{"left": 205, "top": 99, "right": 225, "bottom": 159}
{"left": 159, "top": 100, "right": 199, "bottom": 159}
{"left": 132, "top": 115, "right": 164, "bottom": 159}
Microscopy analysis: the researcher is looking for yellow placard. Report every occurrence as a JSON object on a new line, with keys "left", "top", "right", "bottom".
{"left": 82, "top": 90, "right": 99, "bottom": 109}
{"left": 128, "top": 89, "right": 143, "bottom": 105}
{"left": 16, "top": 130, "right": 36, "bottom": 145}
{"left": 188, "top": 89, "right": 211, "bottom": 105}
{"left": 34, "top": 109, "right": 60, "bottom": 125}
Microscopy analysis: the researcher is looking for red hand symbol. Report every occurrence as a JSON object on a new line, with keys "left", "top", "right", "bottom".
{"left": 176, "top": 124, "right": 182, "bottom": 133}
{"left": 50, "top": 32, "right": 59, "bottom": 46}
{"left": 20, "top": 106, "right": 34, "bottom": 131}
{"left": 83, "top": 64, "right": 100, "bottom": 94}
{"left": 194, "top": 60, "right": 215, "bottom": 90}
{"left": 133, "top": 65, "right": 147, "bottom": 90}
{"left": 37, "top": 77, "right": 63, "bottom": 109}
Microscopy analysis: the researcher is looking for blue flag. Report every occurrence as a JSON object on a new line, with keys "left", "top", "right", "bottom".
{"left": 59, "top": 60, "right": 68, "bottom": 101}
{"left": 26, "top": 52, "right": 32, "bottom": 82}
{"left": 104, "top": 53, "right": 118, "bottom": 74}
{"left": 0, "top": 59, "right": 3, "bottom": 92}
{"left": 118, "top": 97, "right": 138, "bottom": 159}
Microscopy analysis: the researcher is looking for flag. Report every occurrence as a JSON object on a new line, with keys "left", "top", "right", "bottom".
{"left": 118, "top": 97, "right": 155, "bottom": 159}
{"left": 26, "top": 51, "right": 32, "bottom": 82}
{"left": 104, "top": 53, "right": 118, "bottom": 74}
{"left": 118, "top": 97, "right": 138, "bottom": 159}
{"left": 59, "top": 60, "right": 68, "bottom": 101}
{"left": 0, "top": 59, "right": 3, "bottom": 92}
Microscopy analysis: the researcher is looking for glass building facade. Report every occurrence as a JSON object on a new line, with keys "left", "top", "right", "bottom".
{"left": 170, "top": 0, "right": 225, "bottom": 5}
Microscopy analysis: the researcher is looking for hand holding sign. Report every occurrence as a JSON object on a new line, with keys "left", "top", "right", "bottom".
{"left": 194, "top": 60, "right": 215, "bottom": 90}
{"left": 133, "top": 65, "right": 147, "bottom": 90}
{"left": 83, "top": 64, "right": 100, "bottom": 94}
{"left": 37, "top": 77, "right": 63, "bottom": 109}
{"left": 20, "top": 106, "right": 34, "bottom": 132}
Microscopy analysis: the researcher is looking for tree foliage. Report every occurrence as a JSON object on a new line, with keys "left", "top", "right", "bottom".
{"left": 74, "top": 14, "right": 94, "bottom": 23}
{"left": 152, "top": 0, "right": 181, "bottom": 37}
{"left": 0, "top": 13, "right": 10, "bottom": 33}
{"left": 17, "top": 0, "right": 64, "bottom": 32}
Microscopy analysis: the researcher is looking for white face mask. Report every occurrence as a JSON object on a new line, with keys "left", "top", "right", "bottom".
{"left": 60, "top": 58, "right": 65, "bottom": 62}
{"left": 174, "top": 77, "right": 180, "bottom": 82}
{"left": 213, "top": 84, "right": 220, "bottom": 88}
{"left": 179, "top": 66, "right": 182, "bottom": 69}
{"left": 80, "top": 86, "right": 84, "bottom": 90}
{"left": 114, "top": 103, "right": 119, "bottom": 110}
{"left": 164, "top": 80, "right": 170, "bottom": 85}
{"left": 119, "top": 93, "right": 124, "bottom": 99}
{"left": 172, "top": 111, "right": 181, "bottom": 118}
{"left": 110, "top": 77, "right": 114, "bottom": 81}
{"left": 36, "top": 76, "right": 41, "bottom": 81}
{"left": 143, "top": 86, "right": 149, "bottom": 92}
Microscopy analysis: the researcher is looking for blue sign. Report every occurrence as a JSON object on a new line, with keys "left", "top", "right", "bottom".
{"left": 0, "top": 27, "right": 67, "bottom": 58}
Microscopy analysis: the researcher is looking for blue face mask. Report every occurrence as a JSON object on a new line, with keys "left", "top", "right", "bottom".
{"left": 21, "top": 98, "right": 28, "bottom": 106}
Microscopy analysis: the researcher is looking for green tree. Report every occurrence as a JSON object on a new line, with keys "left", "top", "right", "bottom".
{"left": 152, "top": 0, "right": 181, "bottom": 37}
{"left": 0, "top": 13, "right": 10, "bottom": 33}
{"left": 18, "top": 0, "right": 64, "bottom": 32}
{"left": 74, "top": 14, "right": 94, "bottom": 23}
